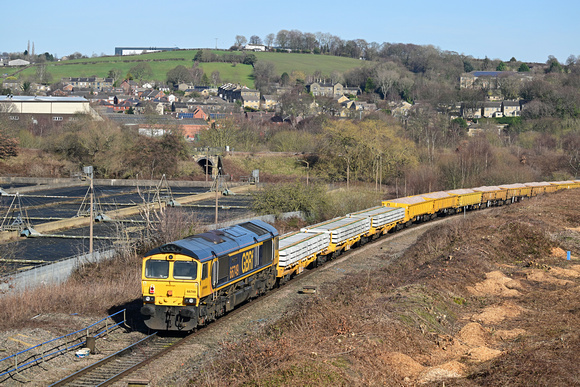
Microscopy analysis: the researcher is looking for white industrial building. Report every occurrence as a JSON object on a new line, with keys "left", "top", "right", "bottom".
{"left": 0, "top": 96, "right": 100, "bottom": 124}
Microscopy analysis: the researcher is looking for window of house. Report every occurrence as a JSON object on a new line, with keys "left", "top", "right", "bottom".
{"left": 9, "top": 116, "right": 19, "bottom": 120}
{"left": 53, "top": 116, "right": 63, "bottom": 121}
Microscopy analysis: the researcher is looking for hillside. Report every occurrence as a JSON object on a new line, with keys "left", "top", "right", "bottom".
{"left": 182, "top": 190, "right": 580, "bottom": 385}
{"left": 9, "top": 50, "right": 367, "bottom": 88}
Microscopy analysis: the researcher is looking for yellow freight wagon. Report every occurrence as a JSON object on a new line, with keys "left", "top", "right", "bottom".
{"left": 382, "top": 196, "right": 434, "bottom": 223}
{"left": 420, "top": 191, "right": 458, "bottom": 213}
{"left": 498, "top": 184, "right": 523, "bottom": 200}
{"left": 557, "top": 180, "right": 577, "bottom": 189}
{"left": 446, "top": 188, "right": 483, "bottom": 208}
{"left": 473, "top": 186, "right": 507, "bottom": 205}
{"left": 524, "top": 182, "right": 550, "bottom": 196}
{"left": 300, "top": 217, "right": 371, "bottom": 255}
{"left": 548, "top": 181, "right": 567, "bottom": 191}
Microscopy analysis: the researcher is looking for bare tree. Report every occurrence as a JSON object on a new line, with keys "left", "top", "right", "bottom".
{"left": 288, "top": 29, "right": 304, "bottom": 50}
{"left": 264, "top": 33, "right": 275, "bottom": 48}
{"left": 211, "top": 70, "right": 222, "bottom": 86}
{"left": 234, "top": 35, "right": 247, "bottom": 48}
{"left": 276, "top": 30, "right": 289, "bottom": 49}
{"left": 374, "top": 63, "right": 400, "bottom": 100}
{"left": 129, "top": 63, "right": 153, "bottom": 83}
{"left": 35, "top": 63, "right": 51, "bottom": 83}
{"left": 303, "top": 33, "right": 318, "bottom": 51}
{"left": 107, "top": 68, "right": 123, "bottom": 84}
{"left": 189, "top": 63, "right": 204, "bottom": 85}
{"left": 316, "top": 32, "right": 332, "bottom": 52}
{"left": 253, "top": 61, "right": 276, "bottom": 91}
{"left": 563, "top": 132, "right": 580, "bottom": 177}
{"left": 249, "top": 35, "right": 262, "bottom": 45}
{"left": 167, "top": 65, "right": 193, "bottom": 86}
{"left": 498, "top": 75, "right": 521, "bottom": 100}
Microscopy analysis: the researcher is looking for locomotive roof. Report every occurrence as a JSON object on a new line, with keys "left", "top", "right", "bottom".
{"left": 144, "top": 219, "right": 278, "bottom": 262}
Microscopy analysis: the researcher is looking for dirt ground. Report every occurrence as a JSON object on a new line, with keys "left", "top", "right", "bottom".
{"left": 1, "top": 190, "right": 579, "bottom": 386}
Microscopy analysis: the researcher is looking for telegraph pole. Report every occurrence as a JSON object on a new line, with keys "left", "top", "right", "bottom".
{"left": 85, "top": 166, "right": 94, "bottom": 257}
{"left": 214, "top": 174, "right": 219, "bottom": 225}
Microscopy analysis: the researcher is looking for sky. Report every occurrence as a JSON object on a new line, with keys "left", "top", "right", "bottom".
{"left": 2, "top": 0, "right": 579, "bottom": 64}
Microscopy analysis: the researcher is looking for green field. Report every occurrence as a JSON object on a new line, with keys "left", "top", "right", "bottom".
{"left": 8, "top": 50, "right": 367, "bottom": 88}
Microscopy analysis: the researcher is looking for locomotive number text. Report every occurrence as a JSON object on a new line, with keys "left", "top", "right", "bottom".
{"left": 230, "top": 264, "right": 240, "bottom": 279}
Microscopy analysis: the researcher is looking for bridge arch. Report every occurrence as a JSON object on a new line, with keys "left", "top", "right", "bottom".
{"left": 197, "top": 158, "right": 214, "bottom": 175}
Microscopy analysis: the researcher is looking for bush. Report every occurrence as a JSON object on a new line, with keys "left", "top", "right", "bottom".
{"left": 251, "top": 182, "right": 328, "bottom": 222}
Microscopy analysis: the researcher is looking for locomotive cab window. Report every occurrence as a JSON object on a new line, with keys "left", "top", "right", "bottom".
{"left": 173, "top": 261, "right": 198, "bottom": 280}
{"left": 201, "top": 262, "right": 208, "bottom": 280}
{"left": 145, "top": 259, "right": 169, "bottom": 279}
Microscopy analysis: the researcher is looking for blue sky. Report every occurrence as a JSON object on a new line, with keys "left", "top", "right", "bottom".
{"left": 2, "top": 0, "right": 578, "bottom": 64}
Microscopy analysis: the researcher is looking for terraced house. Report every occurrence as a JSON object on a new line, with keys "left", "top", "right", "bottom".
{"left": 62, "top": 77, "right": 114, "bottom": 91}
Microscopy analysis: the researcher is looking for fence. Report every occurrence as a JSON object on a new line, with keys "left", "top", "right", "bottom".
{"left": 0, "top": 248, "right": 115, "bottom": 294}
{"left": 0, "top": 309, "right": 126, "bottom": 379}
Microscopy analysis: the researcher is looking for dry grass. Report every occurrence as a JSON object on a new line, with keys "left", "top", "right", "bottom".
{"left": 0, "top": 207, "right": 204, "bottom": 332}
{"left": 0, "top": 250, "right": 142, "bottom": 332}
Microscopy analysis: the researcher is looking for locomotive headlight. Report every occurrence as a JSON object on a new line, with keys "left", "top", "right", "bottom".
{"left": 143, "top": 296, "right": 155, "bottom": 303}
{"left": 184, "top": 297, "right": 195, "bottom": 305}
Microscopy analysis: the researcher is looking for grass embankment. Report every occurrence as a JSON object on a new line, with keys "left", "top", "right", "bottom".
{"left": 10, "top": 50, "right": 365, "bottom": 88}
{"left": 193, "top": 190, "right": 580, "bottom": 386}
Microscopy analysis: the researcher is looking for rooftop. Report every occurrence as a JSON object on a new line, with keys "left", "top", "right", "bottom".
{"left": 0, "top": 96, "right": 89, "bottom": 102}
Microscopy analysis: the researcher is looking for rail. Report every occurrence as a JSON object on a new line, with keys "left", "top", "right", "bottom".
{"left": 0, "top": 309, "right": 126, "bottom": 378}
{"left": 48, "top": 332, "right": 162, "bottom": 387}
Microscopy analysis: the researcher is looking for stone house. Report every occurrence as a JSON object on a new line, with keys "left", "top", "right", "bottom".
{"left": 308, "top": 82, "right": 344, "bottom": 98}
{"left": 260, "top": 95, "right": 279, "bottom": 111}
{"left": 172, "top": 102, "right": 189, "bottom": 113}
{"left": 241, "top": 95, "right": 260, "bottom": 110}
{"left": 461, "top": 102, "right": 484, "bottom": 119}
{"left": 502, "top": 100, "right": 521, "bottom": 117}
{"left": 2, "top": 79, "right": 21, "bottom": 92}
{"left": 62, "top": 77, "right": 113, "bottom": 91}
{"left": 482, "top": 101, "right": 503, "bottom": 118}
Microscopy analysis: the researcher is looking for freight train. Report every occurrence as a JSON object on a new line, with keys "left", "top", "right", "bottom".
{"left": 141, "top": 180, "right": 580, "bottom": 331}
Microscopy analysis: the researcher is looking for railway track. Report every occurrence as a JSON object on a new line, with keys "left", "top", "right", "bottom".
{"left": 49, "top": 333, "right": 181, "bottom": 387}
